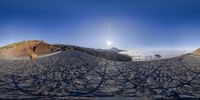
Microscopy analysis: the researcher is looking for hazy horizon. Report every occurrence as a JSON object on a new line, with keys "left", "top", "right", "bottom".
{"left": 1, "top": 0, "right": 200, "bottom": 50}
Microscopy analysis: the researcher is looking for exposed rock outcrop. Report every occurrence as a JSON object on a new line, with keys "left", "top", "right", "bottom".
{"left": 30, "top": 52, "right": 38, "bottom": 60}
{"left": 0, "top": 40, "right": 60, "bottom": 59}
{"left": 193, "top": 48, "right": 200, "bottom": 56}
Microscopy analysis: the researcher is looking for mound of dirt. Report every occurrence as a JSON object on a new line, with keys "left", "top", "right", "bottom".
{"left": 0, "top": 40, "right": 60, "bottom": 59}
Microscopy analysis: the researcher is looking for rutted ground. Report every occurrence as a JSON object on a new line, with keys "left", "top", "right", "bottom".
{"left": 0, "top": 51, "right": 200, "bottom": 99}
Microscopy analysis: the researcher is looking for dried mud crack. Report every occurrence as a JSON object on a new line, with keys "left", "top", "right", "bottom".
{"left": 0, "top": 51, "right": 199, "bottom": 99}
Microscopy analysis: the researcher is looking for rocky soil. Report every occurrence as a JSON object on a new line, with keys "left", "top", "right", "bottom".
{"left": 0, "top": 51, "right": 199, "bottom": 99}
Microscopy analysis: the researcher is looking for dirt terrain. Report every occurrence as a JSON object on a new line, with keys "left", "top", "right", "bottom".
{"left": 0, "top": 50, "right": 199, "bottom": 99}
{"left": 0, "top": 41, "right": 199, "bottom": 99}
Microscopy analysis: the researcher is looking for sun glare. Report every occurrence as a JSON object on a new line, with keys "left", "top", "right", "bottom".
{"left": 107, "top": 41, "right": 112, "bottom": 46}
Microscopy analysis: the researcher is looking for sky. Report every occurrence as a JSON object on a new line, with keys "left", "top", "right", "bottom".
{"left": 0, "top": 0, "right": 200, "bottom": 50}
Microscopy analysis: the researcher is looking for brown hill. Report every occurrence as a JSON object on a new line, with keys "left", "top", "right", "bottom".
{"left": 0, "top": 40, "right": 132, "bottom": 61}
{"left": 193, "top": 48, "right": 200, "bottom": 56}
{"left": 0, "top": 40, "right": 59, "bottom": 59}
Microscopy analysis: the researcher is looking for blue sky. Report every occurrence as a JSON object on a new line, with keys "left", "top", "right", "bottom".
{"left": 0, "top": 0, "right": 200, "bottom": 50}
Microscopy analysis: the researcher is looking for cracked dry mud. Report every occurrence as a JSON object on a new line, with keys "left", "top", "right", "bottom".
{"left": 0, "top": 51, "right": 200, "bottom": 99}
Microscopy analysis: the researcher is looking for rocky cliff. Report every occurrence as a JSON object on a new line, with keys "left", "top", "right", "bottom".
{"left": 0, "top": 40, "right": 59, "bottom": 59}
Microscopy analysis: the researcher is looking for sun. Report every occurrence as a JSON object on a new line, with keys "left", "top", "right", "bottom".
{"left": 107, "top": 41, "right": 112, "bottom": 46}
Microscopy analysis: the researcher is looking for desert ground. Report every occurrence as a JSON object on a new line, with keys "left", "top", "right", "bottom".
{"left": 0, "top": 50, "right": 200, "bottom": 99}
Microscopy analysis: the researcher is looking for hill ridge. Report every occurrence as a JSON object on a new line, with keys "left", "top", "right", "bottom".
{"left": 0, "top": 40, "right": 132, "bottom": 61}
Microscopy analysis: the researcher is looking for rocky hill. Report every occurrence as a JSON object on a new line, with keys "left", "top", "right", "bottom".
{"left": 0, "top": 40, "right": 132, "bottom": 61}
{"left": 0, "top": 40, "right": 59, "bottom": 59}
{"left": 193, "top": 48, "right": 200, "bottom": 56}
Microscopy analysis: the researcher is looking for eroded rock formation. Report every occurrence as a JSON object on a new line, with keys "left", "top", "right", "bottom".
{"left": 193, "top": 48, "right": 200, "bottom": 56}
{"left": 0, "top": 40, "right": 59, "bottom": 60}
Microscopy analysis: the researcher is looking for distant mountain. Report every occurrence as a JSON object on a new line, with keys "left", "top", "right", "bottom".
{"left": 109, "top": 47, "right": 125, "bottom": 52}
{"left": 0, "top": 40, "right": 132, "bottom": 61}
{"left": 54, "top": 45, "right": 131, "bottom": 61}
